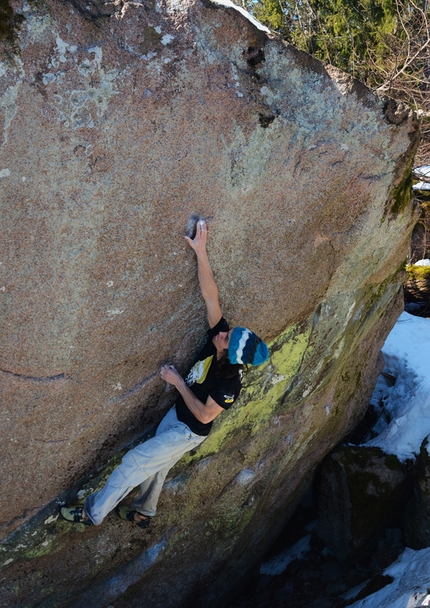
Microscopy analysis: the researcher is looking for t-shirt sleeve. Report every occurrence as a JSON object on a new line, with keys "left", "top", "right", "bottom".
{"left": 207, "top": 317, "right": 229, "bottom": 338}
{"left": 209, "top": 378, "right": 241, "bottom": 410}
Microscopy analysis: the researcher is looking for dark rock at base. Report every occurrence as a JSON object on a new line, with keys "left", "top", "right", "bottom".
{"left": 307, "top": 599, "right": 334, "bottom": 608}
{"left": 273, "top": 579, "right": 294, "bottom": 603}
{"left": 403, "top": 434, "right": 430, "bottom": 548}
{"left": 317, "top": 446, "right": 412, "bottom": 561}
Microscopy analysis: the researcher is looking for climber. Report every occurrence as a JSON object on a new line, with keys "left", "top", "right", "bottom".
{"left": 60, "top": 219, "right": 269, "bottom": 528}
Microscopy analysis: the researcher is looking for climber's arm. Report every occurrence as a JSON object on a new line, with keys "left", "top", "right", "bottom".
{"left": 160, "top": 365, "right": 224, "bottom": 423}
{"left": 185, "top": 219, "right": 222, "bottom": 328}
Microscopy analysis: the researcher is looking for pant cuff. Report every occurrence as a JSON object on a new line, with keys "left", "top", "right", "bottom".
{"left": 83, "top": 498, "right": 99, "bottom": 525}
{"left": 134, "top": 508, "right": 156, "bottom": 517}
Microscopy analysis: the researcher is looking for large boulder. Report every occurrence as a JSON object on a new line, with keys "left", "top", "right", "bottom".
{"left": 317, "top": 446, "right": 411, "bottom": 561}
{"left": 0, "top": 0, "right": 419, "bottom": 606}
{"left": 403, "top": 435, "right": 430, "bottom": 548}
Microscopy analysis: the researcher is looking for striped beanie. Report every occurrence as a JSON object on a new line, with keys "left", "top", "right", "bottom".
{"left": 228, "top": 327, "right": 269, "bottom": 366}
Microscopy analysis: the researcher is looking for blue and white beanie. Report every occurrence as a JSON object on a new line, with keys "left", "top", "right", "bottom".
{"left": 228, "top": 327, "right": 269, "bottom": 366}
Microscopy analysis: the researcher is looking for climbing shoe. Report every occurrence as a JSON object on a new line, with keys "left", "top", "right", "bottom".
{"left": 116, "top": 506, "right": 151, "bottom": 529}
{"left": 60, "top": 505, "right": 93, "bottom": 525}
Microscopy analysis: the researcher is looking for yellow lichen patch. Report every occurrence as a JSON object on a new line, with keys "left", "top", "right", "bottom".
{"left": 185, "top": 322, "right": 312, "bottom": 462}
{"left": 406, "top": 263, "right": 430, "bottom": 280}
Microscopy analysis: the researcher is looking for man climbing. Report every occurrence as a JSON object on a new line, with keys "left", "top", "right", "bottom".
{"left": 60, "top": 219, "right": 269, "bottom": 528}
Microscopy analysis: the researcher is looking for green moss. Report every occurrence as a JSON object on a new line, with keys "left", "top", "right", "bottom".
{"left": 406, "top": 264, "right": 430, "bottom": 280}
{"left": 20, "top": 531, "right": 69, "bottom": 560}
{"left": 207, "top": 502, "right": 255, "bottom": 541}
{"left": 369, "top": 275, "right": 395, "bottom": 307}
{"left": 353, "top": 268, "right": 403, "bottom": 344}
{"left": 387, "top": 157, "right": 414, "bottom": 216}
{"left": 362, "top": 256, "right": 405, "bottom": 312}
{"left": 0, "top": 0, "right": 25, "bottom": 53}
{"left": 391, "top": 175, "right": 413, "bottom": 215}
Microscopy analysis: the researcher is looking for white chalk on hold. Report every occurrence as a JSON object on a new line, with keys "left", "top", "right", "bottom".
{"left": 199, "top": 220, "right": 204, "bottom": 226}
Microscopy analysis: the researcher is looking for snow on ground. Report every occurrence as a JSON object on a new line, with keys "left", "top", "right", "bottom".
{"left": 413, "top": 166, "right": 430, "bottom": 179}
{"left": 413, "top": 181, "right": 430, "bottom": 191}
{"left": 260, "top": 534, "right": 312, "bottom": 575}
{"left": 349, "top": 548, "right": 430, "bottom": 608}
{"left": 209, "top": 0, "right": 271, "bottom": 33}
{"left": 362, "top": 311, "right": 430, "bottom": 462}
{"left": 413, "top": 165, "right": 430, "bottom": 190}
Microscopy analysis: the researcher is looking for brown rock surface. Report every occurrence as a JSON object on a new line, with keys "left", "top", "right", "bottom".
{"left": 0, "top": 0, "right": 419, "bottom": 606}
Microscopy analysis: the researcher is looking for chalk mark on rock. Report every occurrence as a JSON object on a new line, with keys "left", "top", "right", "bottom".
{"left": 112, "top": 371, "right": 159, "bottom": 402}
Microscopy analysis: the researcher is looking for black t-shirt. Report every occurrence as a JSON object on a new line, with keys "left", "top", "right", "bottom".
{"left": 175, "top": 317, "right": 242, "bottom": 436}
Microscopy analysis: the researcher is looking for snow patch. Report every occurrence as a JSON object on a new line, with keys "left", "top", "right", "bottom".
{"left": 260, "top": 535, "right": 312, "bottom": 575}
{"left": 349, "top": 547, "right": 430, "bottom": 608}
{"left": 363, "top": 312, "right": 430, "bottom": 461}
{"left": 209, "top": 0, "right": 271, "bottom": 33}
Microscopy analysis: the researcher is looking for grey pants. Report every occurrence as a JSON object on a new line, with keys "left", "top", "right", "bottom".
{"left": 84, "top": 406, "right": 206, "bottom": 525}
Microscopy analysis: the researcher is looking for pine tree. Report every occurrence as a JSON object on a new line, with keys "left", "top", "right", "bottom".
{"left": 250, "top": 0, "right": 430, "bottom": 162}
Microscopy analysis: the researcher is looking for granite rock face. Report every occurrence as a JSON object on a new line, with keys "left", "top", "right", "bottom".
{"left": 0, "top": 0, "right": 419, "bottom": 606}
